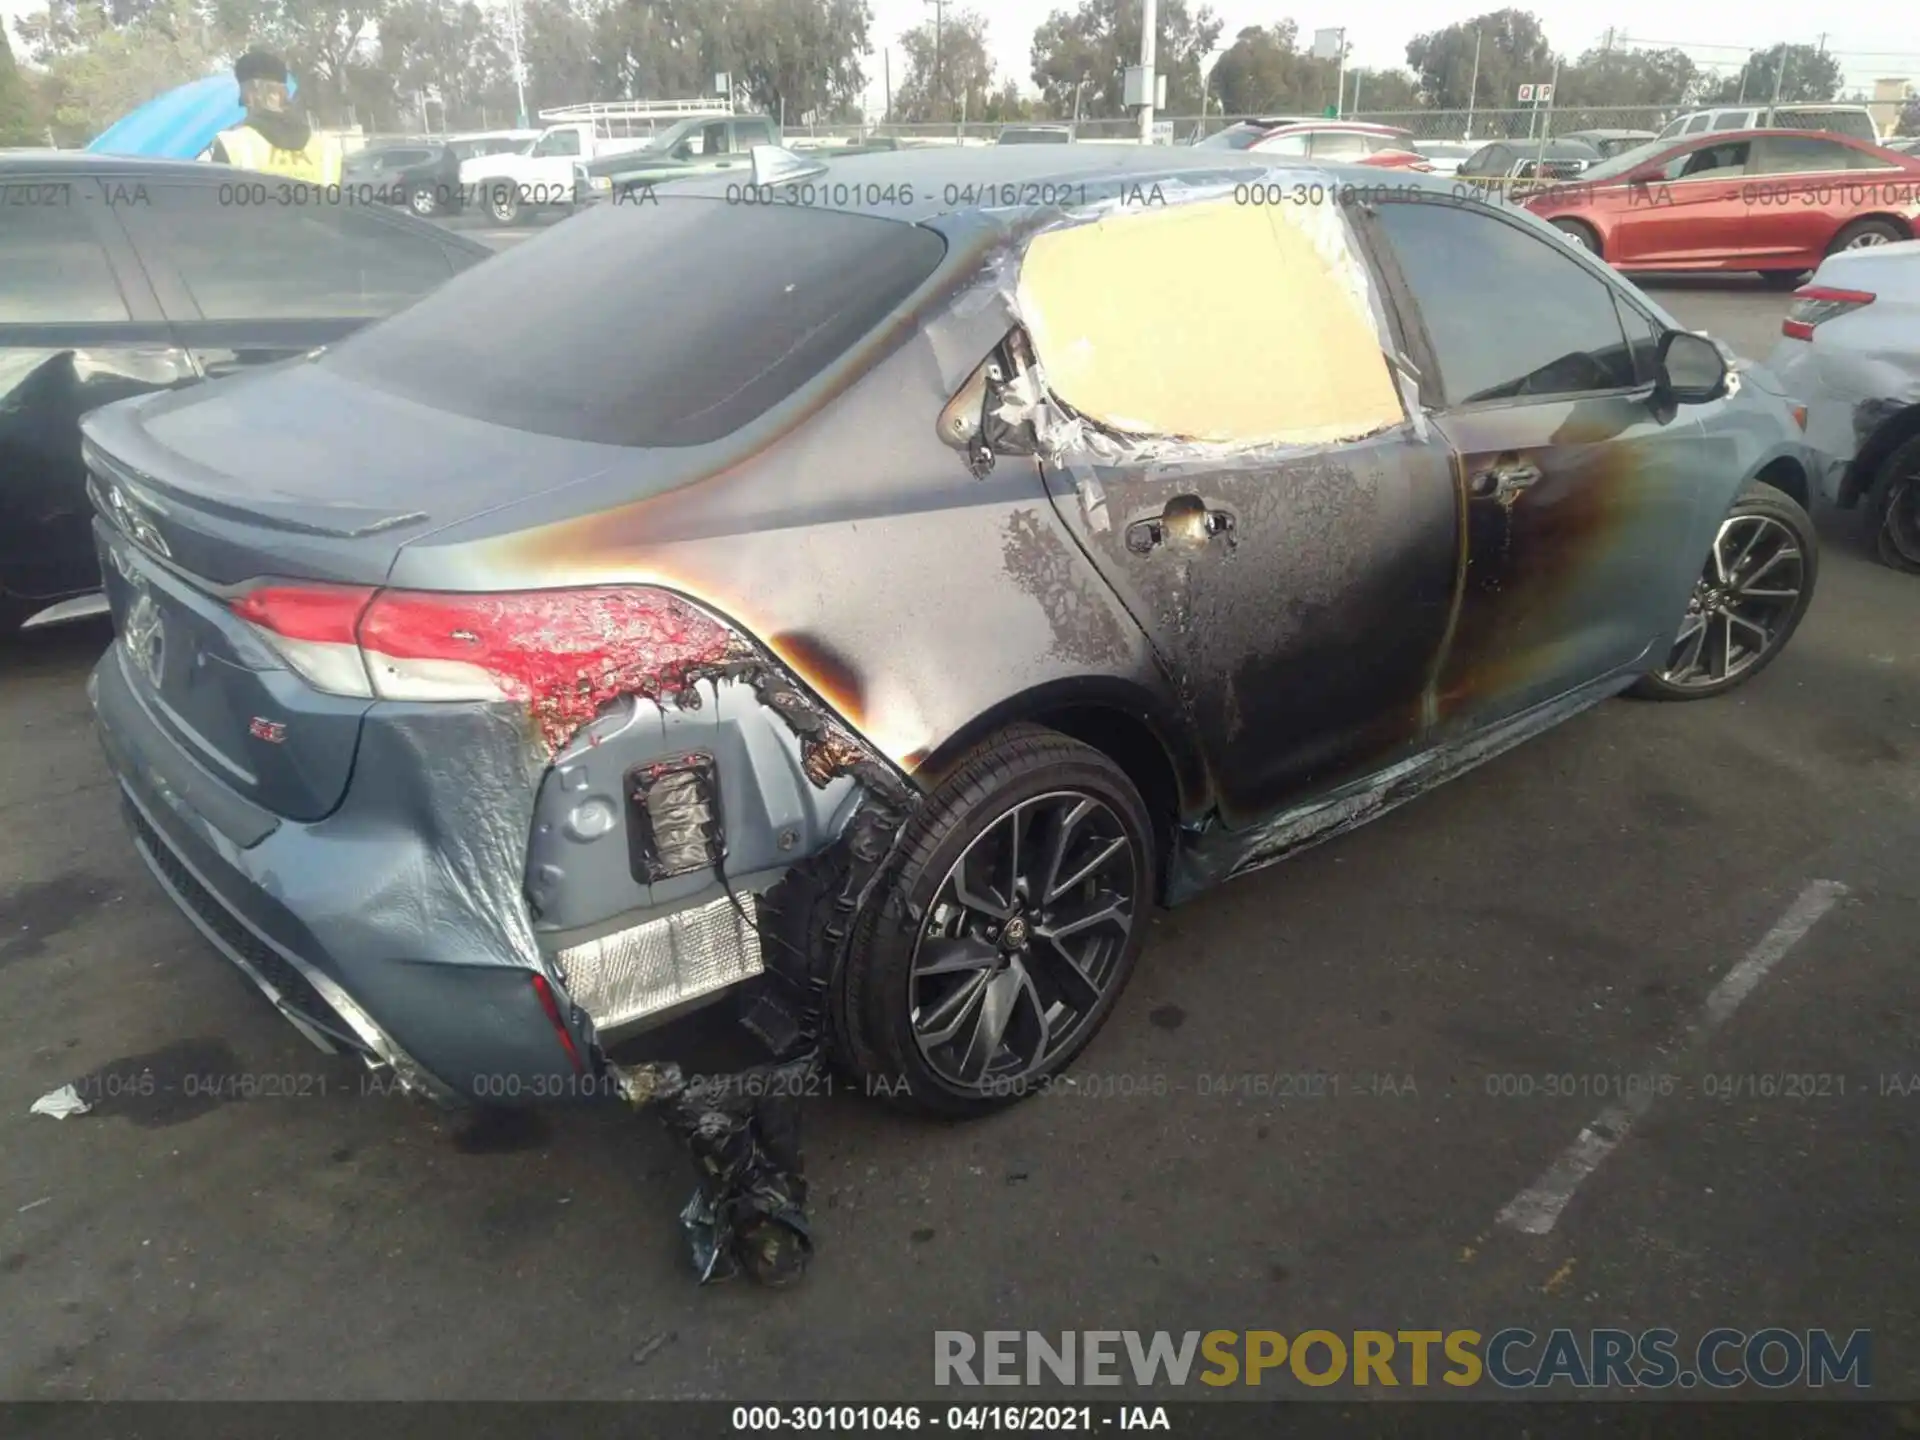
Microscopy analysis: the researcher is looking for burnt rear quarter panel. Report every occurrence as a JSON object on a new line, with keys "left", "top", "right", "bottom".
{"left": 382, "top": 228, "right": 1191, "bottom": 815}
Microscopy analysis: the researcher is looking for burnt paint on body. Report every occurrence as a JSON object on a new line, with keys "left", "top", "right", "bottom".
{"left": 1041, "top": 431, "right": 1460, "bottom": 828}
{"left": 1428, "top": 395, "right": 1705, "bottom": 729}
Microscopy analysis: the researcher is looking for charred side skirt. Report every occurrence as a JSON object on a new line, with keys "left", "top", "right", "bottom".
{"left": 598, "top": 666, "right": 917, "bottom": 1287}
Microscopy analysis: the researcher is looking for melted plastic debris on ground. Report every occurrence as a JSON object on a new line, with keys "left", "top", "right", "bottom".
{"left": 612, "top": 1054, "right": 817, "bottom": 1287}
{"left": 30, "top": 1084, "right": 92, "bottom": 1119}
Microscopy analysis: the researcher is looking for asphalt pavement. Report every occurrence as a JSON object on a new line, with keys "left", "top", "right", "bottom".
{"left": 3, "top": 278, "right": 1918, "bottom": 1403}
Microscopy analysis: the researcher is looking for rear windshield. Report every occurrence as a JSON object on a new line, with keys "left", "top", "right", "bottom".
{"left": 1196, "top": 125, "right": 1262, "bottom": 150}
{"left": 321, "top": 198, "right": 947, "bottom": 447}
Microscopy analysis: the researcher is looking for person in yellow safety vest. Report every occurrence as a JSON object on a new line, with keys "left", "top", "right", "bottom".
{"left": 208, "top": 49, "right": 343, "bottom": 185}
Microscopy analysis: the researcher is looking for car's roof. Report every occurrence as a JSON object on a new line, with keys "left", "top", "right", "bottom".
{"left": 1564, "top": 128, "right": 1654, "bottom": 139}
{"left": 662, "top": 145, "right": 1463, "bottom": 223}
{"left": 1266, "top": 121, "right": 1408, "bottom": 134}
{"left": 0, "top": 152, "right": 227, "bottom": 177}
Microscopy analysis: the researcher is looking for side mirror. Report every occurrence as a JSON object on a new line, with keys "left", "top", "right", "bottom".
{"left": 1658, "top": 330, "right": 1730, "bottom": 405}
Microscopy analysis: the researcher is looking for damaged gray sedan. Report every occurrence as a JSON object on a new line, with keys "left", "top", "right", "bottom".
{"left": 85, "top": 148, "right": 1820, "bottom": 1284}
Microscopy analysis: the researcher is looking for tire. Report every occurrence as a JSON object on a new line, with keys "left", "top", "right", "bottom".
{"left": 1629, "top": 481, "right": 1819, "bottom": 700}
{"left": 485, "top": 181, "right": 521, "bottom": 225}
{"left": 838, "top": 723, "right": 1155, "bottom": 1119}
{"left": 1550, "top": 219, "right": 1599, "bottom": 255}
{"left": 1758, "top": 269, "right": 1807, "bottom": 290}
{"left": 1829, "top": 217, "right": 1903, "bottom": 254}
{"left": 408, "top": 184, "right": 440, "bottom": 218}
{"left": 1867, "top": 435, "right": 1920, "bottom": 574}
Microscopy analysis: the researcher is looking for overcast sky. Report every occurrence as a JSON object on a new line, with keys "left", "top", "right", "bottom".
{"left": 6, "top": 0, "right": 1916, "bottom": 117}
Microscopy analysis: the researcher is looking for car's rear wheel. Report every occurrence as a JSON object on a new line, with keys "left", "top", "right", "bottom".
{"left": 1868, "top": 435, "right": 1920, "bottom": 574}
{"left": 1550, "top": 218, "right": 1599, "bottom": 254}
{"left": 1629, "top": 482, "right": 1818, "bottom": 700}
{"left": 838, "top": 725, "right": 1154, "bottom": 1118}
{"left": 408, "top": 184, "right": 440, "bottom": 218}
{"left": 1829, "top": 217, "right": 1903, "bottom": 254}
{"left": 485, "top": 182, "right": 521, "bottom": 225}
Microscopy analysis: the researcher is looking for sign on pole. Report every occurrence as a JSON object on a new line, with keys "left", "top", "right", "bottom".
{"left": 1311, "top": 27, "right": 1342, "bottom": 60}
{"left": 1536, "top": 82, "right": 1554, "bottom": 103}
{"left": 1517, "top": 83, "right": 1535, "bottom": 102}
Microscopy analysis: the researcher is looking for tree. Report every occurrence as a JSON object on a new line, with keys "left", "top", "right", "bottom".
{"left": 1404, "top": 8, "right": 1553, "bottom": 111}
{"left": 1029, "top": 0, "right": 1220, "bottom": 119}
{"left": 518, "top": 0, "right": 598, "bottom": 114}
{"left": 1557, "top": 44, "right": 1696, "bottom": 107}
{"left": 16, "top": 0, "right": 225, "bottom": 141}
{"left": 210, "top": 0, "right": 395, "bottom": 124}
{"left": 892, "top": 8, "right": 993, "bottom": 122}
{"left": 1901, "top": 94, "right": 1920, "bottom": 138}
{"left": 1207, "top": 22, "right": 1331, "bottom": 116}
{"left": 979, "top": 78, "right": 1032, "bottom": 122}
{"left": 1346, "top": 67, "right": 1418, "bottom": 112}
{"left": 0, "top": 28, "right": 45, "bottom": 143}
{"left": 1701, "top": 43, "right": 1841, "bottom": 106}
{"left": 379, "top": 0, "right": 509, "bottom": 129}
{"left": 724, "top": 0, "right": 870, "bottom": 124}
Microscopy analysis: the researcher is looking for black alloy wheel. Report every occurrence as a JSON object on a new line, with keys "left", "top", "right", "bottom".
{"left": 1630, "top": 482, "right": 1818, "bottom": 700}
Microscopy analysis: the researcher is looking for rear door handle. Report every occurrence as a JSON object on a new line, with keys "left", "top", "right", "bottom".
{"left": 1126, "top": 495, "right": 1236, "bottom": 554}
{"left": 1470, "top": 458, "right": 1543, "bottom": 505}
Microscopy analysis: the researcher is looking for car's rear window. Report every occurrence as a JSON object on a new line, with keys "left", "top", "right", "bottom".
{"left": 321, "top": 198, "right": 947, "bottom": 447}
{"left": 1772, "top": 109, "right": 1878, "bottom": 144}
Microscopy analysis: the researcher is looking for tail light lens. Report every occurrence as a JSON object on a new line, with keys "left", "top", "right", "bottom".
{"left": 232, "top": 584, "right": 742, "bottom": 745}
{"left": 1782, "top": 285, "right": 1874, "bottom": 340}
{"left": 232, "top": 583, "right": 377, "bottom": 697}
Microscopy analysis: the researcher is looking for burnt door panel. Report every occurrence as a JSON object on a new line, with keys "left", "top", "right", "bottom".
{"left": 1042, "top": 429, "right": 1460, "bottom": 826}
{"left": 1427, "top": 397, "right": 1709, "bottom": 734}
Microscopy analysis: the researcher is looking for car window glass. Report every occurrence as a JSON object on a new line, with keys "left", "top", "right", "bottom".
{"left": 1710, "top": 111, "right": 1748, "bottom": 130}
{"left": 1310, "top": 131, "right": 1369, "bottom": 159}
{"left": 1015, "top": 194, "right": 1403, "bottom": 445}
{"left": 700, "top": 122, "right": 729, "bottom": 155}
{"left": 1372, "top": 199, "right": 1635, "bottom": 405}
{"left": 323, "top": 199, "right": 946, "bottom": 448}
{"left": 1661, "top": 141, "right": 1749, "bottom": 181}
{"left": 0, "top": 197, "right": 130, "bottom": 322}
{"left": 1255, "top": 132, "right": 1309, "bottom": 156}
{"left": 1683, "top": 114, "right": 1713, "bottom": 134}
{"left": 139, "top": 186, "right": 457, "bottom": 320}
{"left": 534, "top": 129, "right": 580, "bottom": 157}
{"left": 1611, "top": 296, "right": 1662, "bottom": 385}
{"left": 1754, "top": 137, "right": 1864, "bottom": 175}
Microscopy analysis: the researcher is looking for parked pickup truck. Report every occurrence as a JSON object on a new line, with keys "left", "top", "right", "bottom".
{"left": 460, "top": 117, "right": 727, "bottom": 223}
{"left": 573, "top": 114, "right": 782, "bottom": 202}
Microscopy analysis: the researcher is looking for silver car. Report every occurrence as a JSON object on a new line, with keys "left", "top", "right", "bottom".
{"left": 1766, "top": 239, "right": 1920, "bottom": 570}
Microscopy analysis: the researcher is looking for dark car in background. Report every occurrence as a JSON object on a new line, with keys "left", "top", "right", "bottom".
{"left": 80, "top": 147, "right": 1817, "bottom": 1161}
{"left": 342, "top": 139, "right": 464, "bottom": 218}
{"left": 0, "top": 154, "right": 489, "bottom": 633}
{"left": 573, "top": 113, "right": 780, "bottom": 201}
{"left": 997, "top": 125, "right": 1074, "bottom": 145}
{"left": 1457, "top": 137, "right": 1602, "bottom": 184}
{"left": 1560, "top": 128, "right": 1658, "bottom": 158}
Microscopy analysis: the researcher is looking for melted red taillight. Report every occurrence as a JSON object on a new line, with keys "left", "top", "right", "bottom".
{"left": 530, "top": 972, "right": 585, "bottom": 1073}
{"left": 230, "top": 583, "right": 744, "bottom": 750}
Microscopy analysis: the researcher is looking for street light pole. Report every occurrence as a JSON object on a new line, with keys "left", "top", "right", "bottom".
{"left": 506, "top": 0, "right": 529, "bottom": 127}
{"left": 1137, "top": 0, "right": 1157, "bottom": 144}
{"left": 925, "top": 0, "right": 947, "bottom": 123}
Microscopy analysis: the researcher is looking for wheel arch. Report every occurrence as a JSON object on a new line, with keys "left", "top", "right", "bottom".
{"left": 1830, "top": 213, "right": 1913, "bottom": 251}
{"left": 1844, "top": 400, "right": 1920, "bottom": 510}
{"left": 1752, "top": 453, "right": 1811, "bottom": 511}
{"left": 908, "top": 678, "right": 1208, "bottom": 901}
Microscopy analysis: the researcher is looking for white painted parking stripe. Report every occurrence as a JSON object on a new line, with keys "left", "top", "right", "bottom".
{"left": 1496, "top": 878, "right": 1849, "bottom": 1236}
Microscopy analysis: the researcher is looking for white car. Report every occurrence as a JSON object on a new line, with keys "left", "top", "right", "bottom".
{"left": 1766, "top": 240, "right": 1920, "bottom": 570}
{"left": 1657, "top": 103, "right": 1879, "bottom": 146}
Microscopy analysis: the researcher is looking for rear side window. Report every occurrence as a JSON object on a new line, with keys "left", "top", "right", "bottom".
{"left": 1372, "top": 199, "right": 1635, "bottom": 405}
{"left": 1774, "top": 110, "right": 1877, "bottom": 144}
{"left": 1753, "top": 136, "right": 1873, "bottom": 174}
{"left": 323, "top": 199, "right": 947, "bottom": 447}
{"left": 0, "top": 194, "right": 130, "bottom": 322}
{"left": 136, "top": 186, "right": 462, "bottom": 320}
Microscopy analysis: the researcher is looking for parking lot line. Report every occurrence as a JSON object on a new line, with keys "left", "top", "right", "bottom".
{"left": 1496, "top": 877, "right": 1849, "bottom": 1236}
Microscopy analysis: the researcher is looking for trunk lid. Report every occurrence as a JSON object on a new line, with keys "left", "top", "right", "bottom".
{"left": 81, "top": 362, "right": 623, "bottom": 822}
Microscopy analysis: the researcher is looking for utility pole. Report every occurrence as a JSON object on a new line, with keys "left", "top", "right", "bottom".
{"left": 884, "top": 48, "right": 892, "bottom": 123}
{"left": 1464, "top": 29, "right": 1482, "bottom": 140}
{"left": 1535, "top": 56, "right": 1560, "bottom": 170}
{"left": 1736, "top": 49, "right": 1753, "bottom": 104}
{"left": 1335, "top": 30, "right": 1347, "bottom": 118}
{"left": 925, "top": 0, "right": 947, "bottom": 123}
{"left": 1137, "top": 0, "right": 1158, "bottom": 144}
{"left": 1770, "top": 45, "right": 1788, "bottom": 112}
{"left": 506, "top": 0, "right": 529, "bottom": 128}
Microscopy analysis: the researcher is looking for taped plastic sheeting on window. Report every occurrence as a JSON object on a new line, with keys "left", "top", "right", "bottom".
{"left": 1012, "top": 189, "right": 1405, "bottom": 450}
